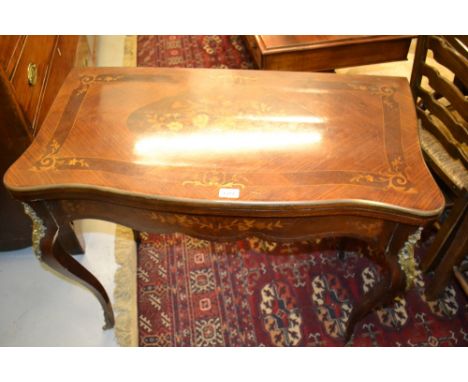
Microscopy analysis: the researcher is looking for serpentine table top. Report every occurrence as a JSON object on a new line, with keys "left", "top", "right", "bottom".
{"left": 4, "top": 67, "right": 444, "bottom": 343}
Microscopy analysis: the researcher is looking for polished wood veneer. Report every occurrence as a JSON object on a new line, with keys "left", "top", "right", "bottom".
{"left": 4, "top": 67, "right": 444, "bottom": 342}
{"left": 5, "top": 67, "right": 442, "bottom": 220}
{"left": 245, "top": 35, "right": 414, "bottom": 72}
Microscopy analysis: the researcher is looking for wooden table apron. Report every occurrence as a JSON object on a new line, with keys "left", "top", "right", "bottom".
{"left": 4, "top": 67, "right": 444, "bottom": 343}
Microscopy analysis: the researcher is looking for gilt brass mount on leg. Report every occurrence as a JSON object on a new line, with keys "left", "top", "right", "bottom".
{"left": 397, "top": 226, "right": 423, "bottom": 290}
{"left": 22, "top": 202, "right": 47, "bottom": 260}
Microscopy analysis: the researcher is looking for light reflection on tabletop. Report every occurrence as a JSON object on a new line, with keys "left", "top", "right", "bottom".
{"left": 133, "top": 114, "right": 325, "bottom": 165}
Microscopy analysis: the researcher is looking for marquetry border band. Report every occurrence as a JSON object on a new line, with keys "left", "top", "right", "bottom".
{"left": 30, "top": 73, "right": 415, "bottom": 193}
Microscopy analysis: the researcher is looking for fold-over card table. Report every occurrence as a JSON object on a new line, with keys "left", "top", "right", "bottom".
{"left": 4, "top": 67, "right": 444, "bottom": 342}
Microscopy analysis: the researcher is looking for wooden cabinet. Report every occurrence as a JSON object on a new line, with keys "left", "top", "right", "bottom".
{"left": 245, "top": 35, "right": 414, "bottom": 72}
{"left": 10, "top": 36, "right": 57, "bottom": 132}
{"left": 0, "top": 36, "right": 79, "bottom": 250}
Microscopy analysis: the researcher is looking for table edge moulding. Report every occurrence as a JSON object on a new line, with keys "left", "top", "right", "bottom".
{"left": 3, "top": 67, "right": 444, "bottom": 343}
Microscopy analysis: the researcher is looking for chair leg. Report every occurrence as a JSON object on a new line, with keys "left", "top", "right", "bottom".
{"left": 453, "top": 266, "right": 468, "bottom": 296}
{"left": 425, "top": 208, "right": 468, "bottom": 300}
{"left": 420, "top": 195, "right": 468, "bottom": 272}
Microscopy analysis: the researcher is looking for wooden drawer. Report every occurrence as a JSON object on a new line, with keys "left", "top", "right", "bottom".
{"left": 10, "top": 35, "right": 57, "bottom": 130}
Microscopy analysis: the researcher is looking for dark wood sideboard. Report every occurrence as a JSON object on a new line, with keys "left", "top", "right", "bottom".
{"left": 244, "top": 35, "right": 414, "bottom": 72}
{"left": 0, "top": 36, "right": 83, "bottom": 251}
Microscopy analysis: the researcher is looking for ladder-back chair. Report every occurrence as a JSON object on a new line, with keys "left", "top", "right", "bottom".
{"left": 409, "top": 35, "right": 468, "bottom": 299}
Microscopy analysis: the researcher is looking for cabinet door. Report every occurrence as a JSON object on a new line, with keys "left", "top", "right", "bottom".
{"left": 36, "top": 36, "right": 79, "bottom": 132}
{"left": 0, "top": 35, "right": 26, "bottom": 77}
{"left": 10, "top": 36, "right": 57, "bottom": 132}
{"left": 0, "top": 67, "right": 32, "bottom": 250}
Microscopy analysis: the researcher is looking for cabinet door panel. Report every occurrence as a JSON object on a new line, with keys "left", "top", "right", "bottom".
{"left": 10, "top": 36, "right": 57, "bottom": 130}
{"left": 36, "top": 36, "right": 79, "bottom": 132}
{"left": 0, "top": 35, "right": 26, "bottom": 77}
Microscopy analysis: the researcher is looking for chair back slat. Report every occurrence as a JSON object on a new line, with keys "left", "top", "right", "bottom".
{"left": 422, "top": 63, "right": 468, "bottom": 121}
{"left": 417, "top": 106, "right": 468, "bottom": 168}
{"left": 417, "top": 87, "right": 467, "bottom": 144}
{"left": 428, "top": 36, "right": 468, "bottom": 89}
{"left": 410, "top": 36, "right": 468, "bottom": 175}
{"left": 444, "top": 36, "right": 468, "bottom": 60}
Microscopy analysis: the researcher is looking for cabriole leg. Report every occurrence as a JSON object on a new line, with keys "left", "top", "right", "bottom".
{"left": 345, "top": 225, "right": 422, "bottom": 343}
{"left": 23, "top": 202, "right": 115, "bottom": 330}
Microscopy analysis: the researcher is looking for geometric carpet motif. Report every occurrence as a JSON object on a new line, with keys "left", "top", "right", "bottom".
{"left": 137, "top": 233, "right": 468, "bottom": 346}
{"left": 137, "top": 35, "right": 254, "bottom": 69}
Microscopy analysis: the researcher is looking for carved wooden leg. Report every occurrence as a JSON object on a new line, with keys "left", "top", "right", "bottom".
{"left": 344, "top": 225, "right": 421, "bottom": 343}
{"left": 344, "top": 251, "right": 405, "bottom": 343}
{"left": 23, "top": 202, "right": 115, "bottom": 330}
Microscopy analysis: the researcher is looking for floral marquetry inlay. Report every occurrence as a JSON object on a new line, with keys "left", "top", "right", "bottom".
{"left": 33, "top": 139, "right": 90, "bottom": 171}
{"left": 347, "top": 82, "right": 396, "bottom": 97}
{"left": 149, "top": 212, "right": 284, "bottom": 233}
{"left": 126, "top": 93, "right": 313, "bottom": 135}
{"left": 182, "top": 172, "right": 247, "bottom": 189}
{"left": 350, "top": 157, "right": 415, "bottom": 193}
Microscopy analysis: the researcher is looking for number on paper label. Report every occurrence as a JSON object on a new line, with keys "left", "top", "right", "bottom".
{"left": 218, "top": 188, "right": 240, "bottom": 199}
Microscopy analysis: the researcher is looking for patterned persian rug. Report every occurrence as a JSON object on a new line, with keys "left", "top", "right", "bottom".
{"left": 137, "top": 232, "right": 467, "bottom": 346}
{"left": 137, "top": 35, "right": 254, "bottom": 69}
{"left": 134, "top": 36, "right": 467, "bottom": 346}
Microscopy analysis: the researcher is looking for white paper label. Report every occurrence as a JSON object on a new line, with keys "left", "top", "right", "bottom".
{"left": 218, "top": 188, "right": 240, "bottom": 199}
